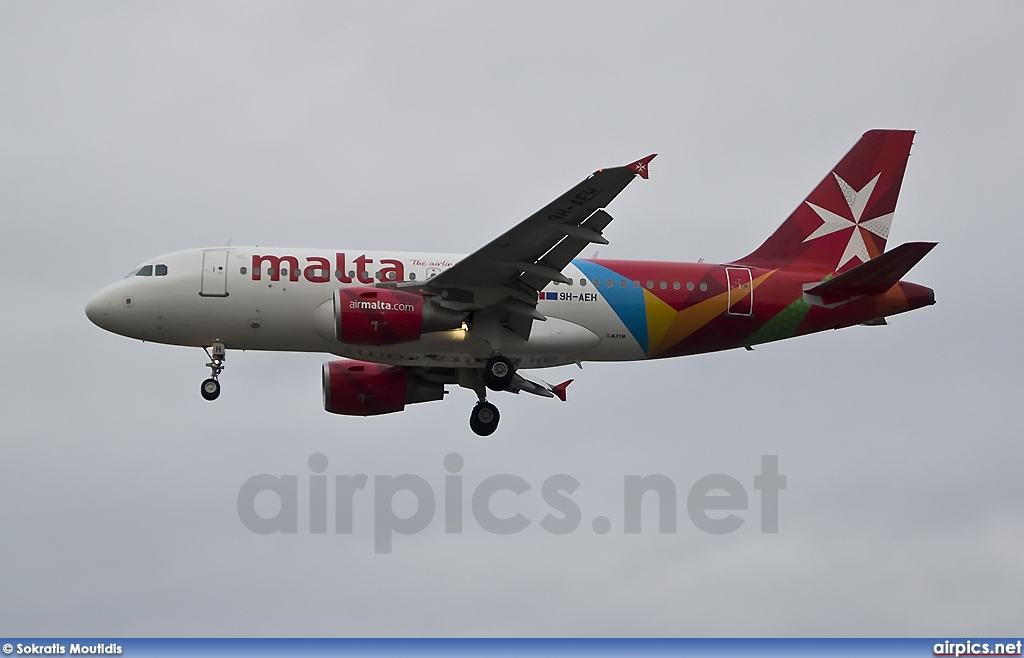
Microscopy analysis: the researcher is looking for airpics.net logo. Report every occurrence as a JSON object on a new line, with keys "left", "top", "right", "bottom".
{"left": 236, "top": 454, "right": 786, "bottom": 553}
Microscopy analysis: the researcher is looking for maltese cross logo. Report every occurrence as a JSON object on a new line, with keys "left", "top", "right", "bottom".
{"left": 802, "top": 172, "right": 893, "bottom": 270}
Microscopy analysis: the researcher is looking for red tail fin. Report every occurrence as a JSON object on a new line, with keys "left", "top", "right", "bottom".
{"left": 734, "top": 130, "right": 915, "bottom": 274}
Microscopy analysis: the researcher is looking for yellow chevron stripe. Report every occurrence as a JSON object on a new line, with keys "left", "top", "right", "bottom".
{"left": 650, "top": 270, "right": 776, "bottom": 357}
{"left": 644, "top": 288, "right": 677, "bottom": 353}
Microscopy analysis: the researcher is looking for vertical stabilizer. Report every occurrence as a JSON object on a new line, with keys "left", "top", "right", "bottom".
{"left": 734, "top": 130, "right": 915, "bottom": 274}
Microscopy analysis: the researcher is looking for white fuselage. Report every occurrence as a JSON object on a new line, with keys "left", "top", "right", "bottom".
{"left": 84, "top": 247, "right": 645, "bottom": 370}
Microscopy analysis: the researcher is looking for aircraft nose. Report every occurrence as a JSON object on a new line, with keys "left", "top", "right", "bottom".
{"left": 85, "top": 289, "right": 111, "bottom": 329}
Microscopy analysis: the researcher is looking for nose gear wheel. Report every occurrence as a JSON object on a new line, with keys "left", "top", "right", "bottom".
{"left": 201, "top": 343, "right": 226, "bottom": 401}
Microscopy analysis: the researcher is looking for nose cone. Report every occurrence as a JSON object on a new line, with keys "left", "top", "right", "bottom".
{"left": 85, "top": 289, "right": 112, "bottom": 330}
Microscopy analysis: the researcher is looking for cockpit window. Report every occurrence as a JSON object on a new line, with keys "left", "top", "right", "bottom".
{"left": 135, "top": 265, "right": 153, "bottom": 277}
{"left": 155, "top": 264, "right": 168, "bottom": 276}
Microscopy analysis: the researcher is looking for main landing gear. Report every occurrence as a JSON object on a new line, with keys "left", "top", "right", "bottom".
{"left": 200, "top": 343, "right": 226, "bottom": 401}
{"left": 468, "top": 354, "right": 515, "bottom": 436}
{"left": 482, "top": 354, "right": 514, "bottom": 391}
{"left": 470, "top": 401, "right": 500, "bottom": 436}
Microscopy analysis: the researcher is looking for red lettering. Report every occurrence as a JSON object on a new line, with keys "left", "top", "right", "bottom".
{"left": 335, "top": 253, "right": 353, "bottom": 284}
{"left": 252, "top": 255, "right": 299, "bottom": 282}
{"left": 251, "top": 252, "right": 411, "bottom": 285}
{"left": 379, "top": 258, "right": 406, "bottom": 283}
{"left": 304, "top": 256, "right": 331, "bottom": 283}
{"left": 354, "top": 255, "right": 374, "bottom": 284}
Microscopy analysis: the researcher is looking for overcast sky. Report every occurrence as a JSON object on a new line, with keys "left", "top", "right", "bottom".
{"left": 2, "top": 1, "right": 1022, "bottom": 637}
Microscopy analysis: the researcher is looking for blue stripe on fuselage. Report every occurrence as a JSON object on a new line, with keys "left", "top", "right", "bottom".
{"left": 572, "top": 259, "right": 648, "bottom": 354}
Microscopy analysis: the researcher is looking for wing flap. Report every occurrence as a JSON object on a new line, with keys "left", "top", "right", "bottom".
{"left": 519, "top": 209, "right": 615, "bottom": 290}
{"left": 427, "top": 158, "right": 654, "bottom": 292}
{"left": 404, "top": 155, "right": 654, "bottom": 340}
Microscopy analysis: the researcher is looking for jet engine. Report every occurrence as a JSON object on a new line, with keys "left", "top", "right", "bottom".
{"left": 322, "top": 359, "right": 445, "bottom": 416}
{"left": 315, "top": 288, "right": 463, "bottom": 345}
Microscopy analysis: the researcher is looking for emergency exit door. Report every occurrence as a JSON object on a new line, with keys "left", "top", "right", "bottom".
{"left": 726, "top": 267, "right": 752, "bottom": 316}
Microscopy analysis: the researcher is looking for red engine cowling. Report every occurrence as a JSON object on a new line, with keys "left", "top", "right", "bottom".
{"left": 336, "top": 288, "right": 423, "bottom": 345}
{"left": 331, "top": 287, "right": 462, "bottom": 345}
{"left": 322, "top": 360, "right": 445, "bottom": 416}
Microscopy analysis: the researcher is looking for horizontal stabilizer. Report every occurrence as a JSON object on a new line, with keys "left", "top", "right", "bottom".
{"left": 805, "top": 242, "right": 937, "bottom": 298}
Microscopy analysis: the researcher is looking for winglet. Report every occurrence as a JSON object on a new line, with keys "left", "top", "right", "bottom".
{"left": 626, "top": 154, "right": 657, "bottom": 179}
{"left": 552, "top": 379, "right": 573, "bottom": 402}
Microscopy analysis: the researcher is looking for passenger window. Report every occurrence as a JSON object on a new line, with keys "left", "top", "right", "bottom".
{"left": 673, "top": 281, "right": 680, "bottom": 290}
{"left": 700, "top": 282, "right": 708, "bottom": 292}
{"left": 660, "top": 281, "right": 667, "bottom": 290}
{"left": 240, "top": 267, "right": 247, "bottom": 275}
{"left": 409, "top": 272, "right": 417, "bottom": 281}
{"left": 646, "top": 280, "right": 654, "bottom": 289}
{"left": 687, "top": 282, "right": 694, "bottom": 291}
{"left": 592, "top": 278, "right": 600, "bottom": 287}
{"left": 135, "top": 265, "right": 153, "bottom": 276}
{"left": 633, "top": 280, "right": 640, "bottom": 288}
{"left": 606, "top": 279, "right": 613, "bottom": 288}
{"left": 619, "top": 280, "right": 627, "bottom": 288}
{"left": 579, "top": 278, "right": 587, "bottom": 287}
{"left": 155, "top": 264, "right": 168, "bottom": 276}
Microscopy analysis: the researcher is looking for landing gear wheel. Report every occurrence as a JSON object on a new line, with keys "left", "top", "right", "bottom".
{"left": 201, "top": 344, "right": 226, "bottom": 401}
{"left": 200, "top": 377, "right": 221, "bottom": 401}
{"left": 483, "top": 355, "right": 514, "bottom": 391}
{"left": 469, "top": 401, "right": 500, "bottom": 436}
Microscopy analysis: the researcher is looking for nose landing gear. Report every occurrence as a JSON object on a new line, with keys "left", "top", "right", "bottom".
{"left": 201, "top": 378, "right": 221, "bottom": 401}
{"left": 200, "top": 343, "right": 226, "bottom": 401}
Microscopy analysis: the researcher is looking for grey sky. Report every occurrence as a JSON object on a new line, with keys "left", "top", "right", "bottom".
{"left": 1, "top": 1, "right": 1022, "bottom": 636}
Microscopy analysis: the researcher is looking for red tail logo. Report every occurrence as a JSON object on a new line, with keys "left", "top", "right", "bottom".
{"left": 735, "top": 129, "right": 915, "bottom": 274}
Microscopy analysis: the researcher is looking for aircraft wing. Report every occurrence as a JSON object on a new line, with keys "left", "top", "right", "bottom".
{"left": 404, "top": 154, "right": 655, "bottom": 338}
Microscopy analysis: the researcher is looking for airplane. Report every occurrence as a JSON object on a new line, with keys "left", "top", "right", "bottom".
{"left": 85, "top": 129, "right": 936, "bottom": 436}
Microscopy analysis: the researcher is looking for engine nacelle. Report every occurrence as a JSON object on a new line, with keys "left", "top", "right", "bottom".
{"left": 322, "top": 359, "right": 445, "bottom": 416}
{"left": 318, "top": 287, "right": 462, "bottom": 346}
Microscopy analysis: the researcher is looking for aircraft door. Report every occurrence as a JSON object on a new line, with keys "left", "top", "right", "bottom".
{"left": 200, "top": 249, "right": 230, "bottom": 297}
{"left": 726, "top": 267, "right": 752, "bottom": 316}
